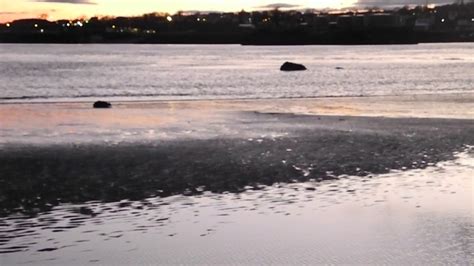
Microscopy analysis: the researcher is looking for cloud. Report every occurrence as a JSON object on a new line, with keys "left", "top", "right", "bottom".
{"left": 31, "top": 0, "right": 96, "bottom": 4}
{"left": 0, "top": 11, "right": 28, "bottom": 14}
{"left": 256, "top": 3, "right": 301, "bottom": 9}
{"left": 354, "top": 0, "right": 460, "bottom": 7}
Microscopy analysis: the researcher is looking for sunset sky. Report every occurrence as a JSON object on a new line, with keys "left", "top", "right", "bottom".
{"left": 0, "top": 0, "right": 457, "bottom": 23}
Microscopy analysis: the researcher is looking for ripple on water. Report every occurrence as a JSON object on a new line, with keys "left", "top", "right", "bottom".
{"left": 0, "top": 149, "right": 472, "bottom": 264}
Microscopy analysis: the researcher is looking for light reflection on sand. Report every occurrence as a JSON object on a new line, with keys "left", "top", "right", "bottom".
{"left": 0, "top": 95, "right": 472, "bottom": 264}
{"left": 1, "top": 149, "right": 472, "bottom": 265}
{"left": 1, "top": 93, "right": 473, "bottom": 146}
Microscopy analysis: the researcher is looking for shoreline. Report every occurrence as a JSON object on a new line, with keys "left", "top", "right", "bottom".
{"left": 1, "top": 93, "right": 473, "bottom": 264}
{"left": 1, "top": 92, "right": 473, "bottom": 119}
{"left": 1, "top": 112, "right": 473, "bottom": 216}
{"left": 1, "top": 94, "right": 473, "bottom": 222}
{"left": 1, "top": 91, "right": 472, "bottom": 103}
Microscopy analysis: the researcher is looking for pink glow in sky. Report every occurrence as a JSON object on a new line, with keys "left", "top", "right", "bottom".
{"left": 0, "top": 0, "right": 357, "bottom": 22}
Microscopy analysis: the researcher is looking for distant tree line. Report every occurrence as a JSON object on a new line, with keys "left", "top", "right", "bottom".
{"left": 0, "top": 2, "right": 473, "bottom": 44}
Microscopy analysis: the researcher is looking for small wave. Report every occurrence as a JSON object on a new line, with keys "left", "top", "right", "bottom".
{"left": 0, "top": 95, "right": 51, "bottom": 100}
{"left": 0, "top": 93, "right": 194, "bottom": 101}
{"left": 0, "top": 92, "right": 458, "bottom": 104}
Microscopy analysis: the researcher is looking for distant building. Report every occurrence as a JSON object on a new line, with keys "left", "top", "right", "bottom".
{"left": 334, "top": 13, "right": 408, "bottom": 30}
{"left": 414, "top": 17, "right": 435, "bottom": 31}
{"left": 352, "top": 15, "right": 366, "bottom": 29}
{"left": 314, "top": 16, "right": 329, "bottom": 31}
{"left": 365, "top": 13, "right": 402, "bottom": 28}
{"left": 456, "top": 18, "right": 474, "bottom": 31}
{"left": 9, "top": 19, "right": 56, "bottom": 34}
{"left": 337, "top": 15, "right": 352, "bottom": 29}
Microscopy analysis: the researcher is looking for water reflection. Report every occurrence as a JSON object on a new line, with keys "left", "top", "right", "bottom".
{"left": 1, "top": 150, "right": 472, "bottom": 264}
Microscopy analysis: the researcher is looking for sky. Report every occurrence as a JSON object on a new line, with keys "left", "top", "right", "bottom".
{"left": 0, "top": 0, "right": 459, "bottom": 23}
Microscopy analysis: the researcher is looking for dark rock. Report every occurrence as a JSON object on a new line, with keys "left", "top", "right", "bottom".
{"left": 93, "top": 101, "right": 112, "bottom": 108}
{"left": 280, "top": 62, "right": 307, "bottom": 71}
{"left": 335, "top": 67, "right": 344, "bottom": 70}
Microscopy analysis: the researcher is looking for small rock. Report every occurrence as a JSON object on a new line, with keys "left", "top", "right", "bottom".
{"left": 93, "top": 101, "right": 112, "bottom": 108}
{"left": 280, "top": 61, "right": 307, "bottom": 71}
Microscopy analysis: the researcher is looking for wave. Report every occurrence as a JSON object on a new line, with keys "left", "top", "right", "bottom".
{"left": 0, "top": 93, "right": 194, "bottom": 101}
{"left": 1, "top": 91, "right": 464, "bottom": 103}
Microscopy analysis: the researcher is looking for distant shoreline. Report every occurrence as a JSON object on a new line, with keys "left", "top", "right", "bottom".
{"left": 1, "top": 34, "right": 473, "bottom": 45}
{"left": 2, "top": 2, "right": 474, "bottom": 45}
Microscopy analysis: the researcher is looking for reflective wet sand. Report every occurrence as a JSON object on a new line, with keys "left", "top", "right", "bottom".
{"left": 1, "top": 149, "right": 472, "bottom": 264}
{"left": 1, "top": 93, "right": 473, "bottom": 145}
{"left": 0, "top": 95, "right": 473, "bottom": 265}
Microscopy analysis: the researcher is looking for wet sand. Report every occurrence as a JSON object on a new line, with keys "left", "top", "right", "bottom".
{"left": 0, "top": 93, "right": 473, "bottom": 264}
{"left": 1, "top": 108, "right": 473, "bottom": 216}
{"left": 1, "top": 150, "right": 472, "bottom": 264}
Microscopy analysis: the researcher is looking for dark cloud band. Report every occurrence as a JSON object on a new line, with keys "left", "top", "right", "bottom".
{"left": 256, "top": 3, "right": 301, "bottom": 9}
{"left": 0, "top": 11, "right": 28, "bottom": 14}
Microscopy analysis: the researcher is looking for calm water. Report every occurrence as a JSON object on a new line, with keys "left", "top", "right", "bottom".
{"left": 0, "top": 43, "right": 473, "bottom": 102}
{"left": 2, "top": 149, "right": 473, "bottom": 264}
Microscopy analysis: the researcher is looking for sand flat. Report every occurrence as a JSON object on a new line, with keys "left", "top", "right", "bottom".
{"left": 1, "top": 93, "right": 473, "bottom": 145}
{"left": 0, "top": 93, "right": 473, "bottom": 264}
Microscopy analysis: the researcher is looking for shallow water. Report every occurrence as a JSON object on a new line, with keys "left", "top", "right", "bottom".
{"left": 1, "top": 149, "right": 472, "bottom": 265}
{"left": 1, "top": 96, "right": 474, "bottom": 146}
{"left": 0, "top": 43, "right": 473, "bottom": 102}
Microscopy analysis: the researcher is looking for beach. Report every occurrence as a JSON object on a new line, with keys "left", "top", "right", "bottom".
{"left": 1, "top": 93, "right": 473, "bottom": 264}
{"left": 1, "top": 41, "right": 473, "bottom": 265}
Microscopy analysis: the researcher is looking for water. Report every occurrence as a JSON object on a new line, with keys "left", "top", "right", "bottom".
{"left": 0, "top": 43, "right": 473, "bottom": 102}
{"left": 1, "top": 149, "right": 472, "bottom": 264}
{"left": 0, "top": 43, "right": 473, "bottom": 264}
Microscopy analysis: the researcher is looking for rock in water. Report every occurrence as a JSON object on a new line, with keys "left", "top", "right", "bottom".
{"left": 93, "top": 101, "right": 112, "bottom": 108}
{"left": 280, "top": 61, "right": 307, "bottom": 71}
